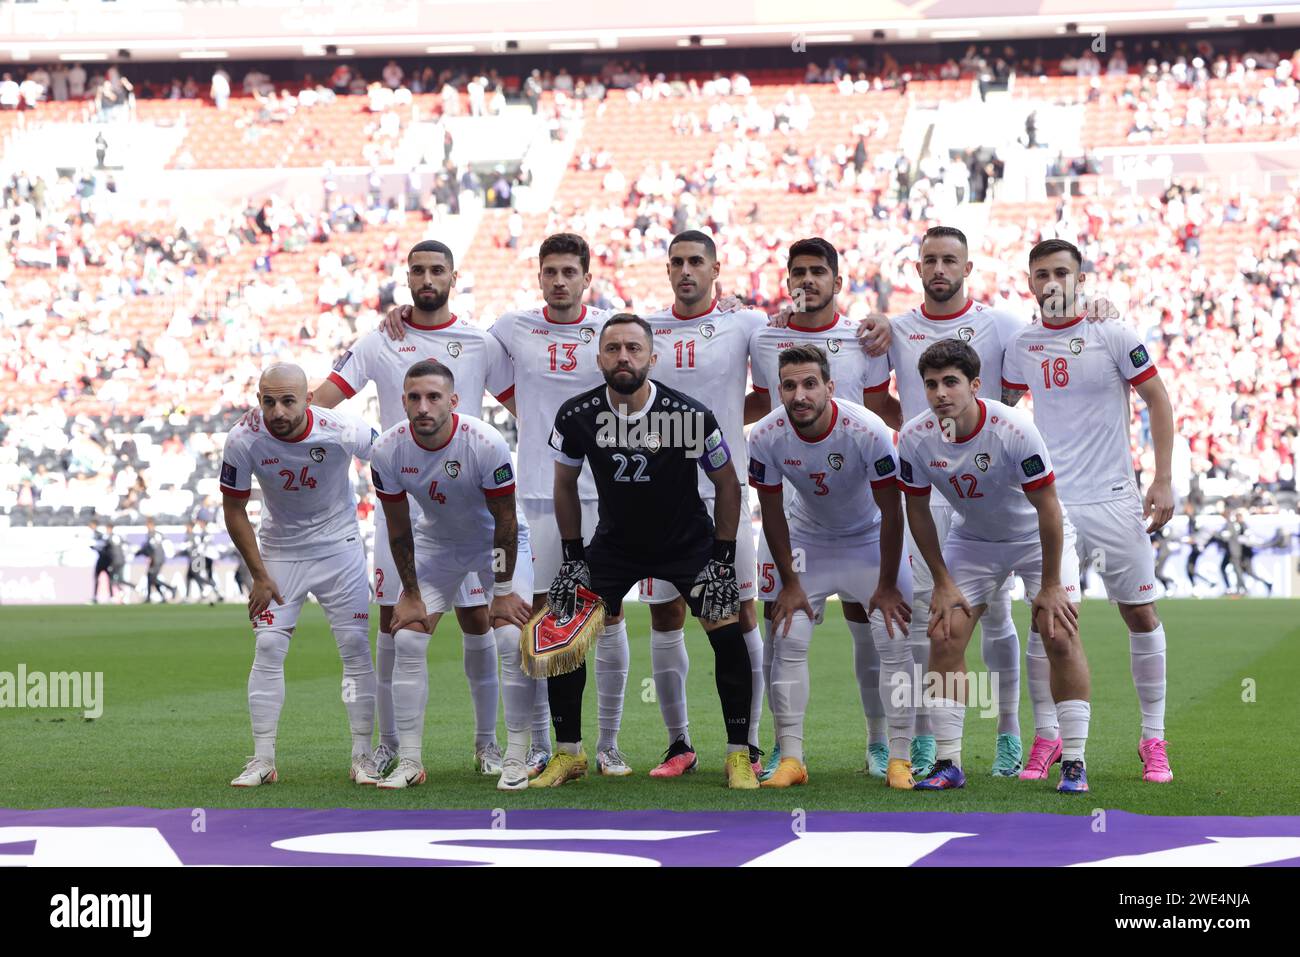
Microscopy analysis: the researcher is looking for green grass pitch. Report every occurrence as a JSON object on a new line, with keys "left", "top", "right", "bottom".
{"left": 1, "top": 599, "right": 1296, "bottom": 816}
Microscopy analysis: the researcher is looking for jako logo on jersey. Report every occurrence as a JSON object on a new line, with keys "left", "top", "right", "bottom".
{"left": 826, "top": 338, "right": 841, "bottom": 354}
{"left": 784, "top": 458, "right": 802, "bottom": 466}
{"left": 958, "top": 327, "right": 975, "bottom": 342}
{"left": 827, "top": 452, "right": 844, "bottom": 470}
{"left": 398, "top": 345, "right": 417, "bottom": 353}
{"left": 1070, "top": 338, "right": 1085, "bottom": 355}
{"left": 975, "top": 453, "right": 991, "bottom": 472}
{"left": 1139, "top": 583, "right": 1154, "bottom": 592}
{"left": 699, "top": 322, "right": 716, "bottom": 338}
{"left": 530, "top": 328, "right": 549, "bottom": 335}
{"left": 929, "top": 460, "right": 949, "bottom": 468}
{"left": 400, "top": 466, "right": 420, "bottom": 474}
{"left": 1029, "top": 344, "right": 1045, "bottom": 352}
{"left": 309, "top": 447, "right": 326, "bottom": 463}
{"left": 447, "top": 341, "right": 463, "bottom": 358}
{"left": 261, "top": 458, "right": 280, "bottom": 465}
{"left": 908, "top": 334, "right": 927, "bottom": 341}
{"left": 353, "top": 612, "right": 369, "bottom": 620}
{"left": 578, "top": 327, "right": 595, "bottom": 343}
{"left": 445, "top": 461, "right": 461, "bottom": 478}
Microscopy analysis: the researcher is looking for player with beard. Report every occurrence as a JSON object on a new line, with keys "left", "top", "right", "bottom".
{"left": 537, "top": 314, "right": 756, "bottom": 789}
{"left": 313, "top": 240, "right": 522, "bottom": 779}
{"left": 873, "top": 226, "right": 1029, "bottom": 780}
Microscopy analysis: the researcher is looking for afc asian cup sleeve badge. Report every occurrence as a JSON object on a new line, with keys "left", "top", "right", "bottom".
{"left": 445, "top": 460, "right": 461, "bottom": 478}
{"left": 958, "top": 326, "right": 975, "bottom": 342}
{"left": 899, "top": 458, "right": 914, "bottom": 484}
{"left": 220, "top": 462, "right": 238, "bottom": 486}
{"left": 975, "top": 452, "right": 991, "bottom": 472}
{"left": 446, "top": 341, "right": 463, "bottom": 358}
{"left": 309, "top": 447, "right": 326, "bottom": 463}
{"left": 332, "top": 350, "right": 353, "bottom": 372}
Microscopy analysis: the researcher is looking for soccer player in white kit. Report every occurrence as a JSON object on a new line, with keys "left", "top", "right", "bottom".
{"left": 313, "top": 239, "right": 526, "bottom": 779}
{"left": 747, "top": 344, "right": 915, "bottom": 789}
{"left": 881, "top": 226, "right": 1029, "bottom": 780}
{"left": 369, "top": 359, "right": 536, "bottom": 791}
{"left": 220, "top": 364, "right": 380, "bottom": 788}
{"left": 898, "top": 339, "right": 1093, "bottom": 794}
{"left": 747, "top": 237, "right": 902, "bottom": 779}
{"left": 1002, "top": 239, "right": 1176, "bottom": 783}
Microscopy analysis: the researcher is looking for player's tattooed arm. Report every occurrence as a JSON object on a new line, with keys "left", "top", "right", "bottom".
{"left": 1001, "top": 386, "right": 1027, "bottom": 407}
{"left": 484, "top": 492, "right": 518, "bottom": 582}
{"left": 380, "top": 495, "right": 420, "bottom": 596}
{"left": 222, "top": 494, "right": 282, "bottom": 620}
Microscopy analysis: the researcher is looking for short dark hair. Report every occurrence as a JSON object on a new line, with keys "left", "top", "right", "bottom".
{"left": 600, "top": 312, "right": 654, "bottom": 346}
{"left": 1028, "top": 238, "right": 1083, "bottom": 268}
{"left": 917, "top": 339, "right": 981, "bottom": 382}
{"left": 778, "top": 344, "right": 831, "bottom": 383}
{"left": 408, "top": 240, "right": 455, "bottom": 268}
{"left": 539, "top": 232, "right": 590, "bottom": 273}
{"left": 922, "top": 225, "right": 968, "bottom": 250}
{"left": 788, "top": 237, "right": 839, "bottom": 277}
{"left": 669, "top": 230, "right": 717, "bottom": 261}
{"left": 405, "top": 358, "right": 455, "bottom": 387}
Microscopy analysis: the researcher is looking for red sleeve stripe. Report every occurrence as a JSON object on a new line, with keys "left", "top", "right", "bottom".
{"left": 899, "top": 481, "right": 931, "bottom": 496}
{"left": 864, "top": 379, "right": 891, "bottom": 394}
{"left": 870, "top": 476, "right": 897, "bottom": 490}
{"left": 1022, "top": 471, "right": 1056, "bottom": 493}
{"left": 1001, "top": 377, "right": 1029, "bottom": 391}
{"left": 375, "top": 488, "right": 407, "bottom": 503}
{"left": 749, "top": 479, "right": 783, "bottom": 492}
{"left": 1128, "top": 366, "right": 1158, "bottom": 386}
{"left": 495, "top": 385, "right": 516, "bottom": 402}
{"left": 483, "top": 483, "right": 515, "bottom": 498}
{"left": 327, "top": 372, "right": 358, "bottom": 399}
{"left": 751, "top": 384, "right": 769, "bottom": 394}
{"left": 220, "top": 485, "right": 251, "bottom": 499}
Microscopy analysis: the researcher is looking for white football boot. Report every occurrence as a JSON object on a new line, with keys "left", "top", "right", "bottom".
{"left": 349, "top": 753, "right": 382, "bottom": 786}
{"left": 475, "top": 742, "right": 503, "bottom": 775}
{"left": 497, "top": 757, "right": 530, "bottom": 791}
{"left": 377, "top": 758, "right": 427, "bottom": 790}
{"left": 230, "top": 756, "right": 278, "bottom": 787}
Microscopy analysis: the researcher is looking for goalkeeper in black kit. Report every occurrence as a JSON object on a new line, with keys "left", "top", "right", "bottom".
{"left": 536, "top": 313, "right": 757, "bottom": 789}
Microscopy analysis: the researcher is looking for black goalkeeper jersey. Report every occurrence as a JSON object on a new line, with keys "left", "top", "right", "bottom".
{"left": 549, "top": 380, "right": 734, "bottom": 560}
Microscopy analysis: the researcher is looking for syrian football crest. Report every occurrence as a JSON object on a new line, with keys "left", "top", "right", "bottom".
{"left": 578, "top": 327, "right": 595, "bottom": 343}
{"left": 1069, "top": 338, "right": 1084, "bottom": 356}
{"left": 309, "top": 447, "right": 326, "bottom": 463}
{"left": 445, "top": 460, "right": 461, "bottom": 478}
{"left": 827, "top": 452, "right": 844, "bottom": 471}
{"left": 826, "top": 338, "right": 841, "bottom": 354}
{"left": 958, "top": 327, "right": 975, "bottom": 342}
{"left": 446, "top": 341, "right": 463, "bottom": 358}
{"left": 699, "top": 322, "right": 716, "bottom": 339}
{"left": 975, "top": 453, "right": 991, "bottom": 472}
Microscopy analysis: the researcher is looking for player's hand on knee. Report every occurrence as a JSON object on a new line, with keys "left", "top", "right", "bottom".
{"left": 490, "top": 592, "right": 532, "bottom": 629}
{"left": 856, "top": 311, "right": 892, "bottom": 357}
{"left": 868, "top": 584, "right": 912, "bottom": 639}
{"left": 771, "top": 581, "right": 813, "bottom": 637}
{"left": 392, "top": 592, "right": 429, "bottom": 632}
{"left": 928, "top": 581, "right": 971, "bottom": 641}
{"left": 1032, "top": 585, "right": 1078, "bottom": 641}
{"left": 547, "top": 559, "right": 591, "bottom": 621}
{"left": 380, "top": 305, "right": 412, "bottom": 341}
{"left": 691, "top": 558, "right": 739, "bottom": 622}
{"left": 247, "top": 576, "right": 283, "bottom": 621}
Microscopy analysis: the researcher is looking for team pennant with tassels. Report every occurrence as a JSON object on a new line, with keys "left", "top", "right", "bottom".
{"left": 520, "top": 586, "right": 606, "bottom": 679}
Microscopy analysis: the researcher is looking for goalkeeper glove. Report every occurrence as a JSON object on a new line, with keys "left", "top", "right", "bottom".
{"left": 548, "top": 538, "right": 591, "bottom": 622}
{"left": 690, "top": 539, "right": 739, "bottom": 621}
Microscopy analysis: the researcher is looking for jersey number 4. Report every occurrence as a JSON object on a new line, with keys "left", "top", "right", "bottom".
{"left": 427, "top": 480, "right": 448, "bottom": 504}
{"left": 279, "top": 467, "right": 317, "bottom": 491}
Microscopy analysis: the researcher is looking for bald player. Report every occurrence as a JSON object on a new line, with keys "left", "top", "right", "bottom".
{"left": 221, "top": 364, "right": 380, "bottom": 788}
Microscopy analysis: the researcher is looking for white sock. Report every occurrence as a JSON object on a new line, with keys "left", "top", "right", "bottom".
{"left": 770, "top": 613, "right": 813, "bottom": 763}
{"left": 335, "top": 627, "right": 376, "bottom": 758}
{"left": 909, "top": 591, "right": 934, "bottom": 737}
{"left": 392, "top": 628, "right": 431, "bottom": 762}
{"left": 1129, "top": 626, "right": 1167, "bottom": 741}
{"left": 1026, "top": 630, "right": 1059, "bottom": 740}
{"left": 931, "top": 696, "right": 965, "bottom": 767}
{"left": 1057, "top": 698, "right": 1091, "bottom": 762}
{"left": 376, "top": 630, "right": 398, "bottom": 750}
{"left": 872, "top": 611, "right": 916, "bottom": 761}
{"left": 743, "top": 625, "right": 763, "bottom": 748}
{"left": 651, "top": 628, "right": 691, "bottom": 748}
{"left": 762, "top": 616, "right": 775, "bottom": 742}
{"left": 558, "top": 741, "right": 581, "bottom": 756}
{"left": 248, "top": 630, "right": 290, "bottom": 762}
{"left": 980, "top": 598, "right": 1021, "bottom": 737}
{"left": 462, "top": 630, "right": 498, "bottom": 750}
{"left": 848, "top": 618, "right": 886, "bottom": 745}
{"left": 531, "top": 677, "right": 552, "bottom": 752}
{"left": 595, "top": 620, "right": 628, "bottom": 752}
{"left": 495, "top": 624, "right": 532, "bottom": 764}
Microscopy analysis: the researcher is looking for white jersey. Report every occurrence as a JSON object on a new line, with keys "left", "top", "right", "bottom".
{"left": 749, "top": 314, "right": 891, "bottom": 403}
{"left": 897, "top": 399, "right": 1059, "bottom": 544}
{"left": 647, "top": 300, "right": 767, "bottom": 499}
{"left": 220, "top": 406, "right": 375, "bottom": 560}
{"left": 888, "top": 299, "right": 1027, "bottom": 425}
{"left": 370, "top": 412, "right": 527, "bottom": 549}
{"left": 489, "top": 305, "right": 609, "bottom": 501}
{"left": 748, "top": 398, "right": 899, "bottom": 540}
{"left": 328, "top": 314, "right": 515, "bottom": 429}
{"left": 1002, "top": 315, "right": 1158, "bottom": 506}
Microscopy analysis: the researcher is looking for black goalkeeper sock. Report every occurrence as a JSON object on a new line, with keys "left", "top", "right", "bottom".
{"left": 547, "top": 661, "right": 587, "bottom": 746}
{"left": 707, "top": 622, "right": 751, "bottom": 746}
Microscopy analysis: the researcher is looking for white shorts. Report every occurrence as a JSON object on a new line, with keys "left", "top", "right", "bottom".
{"left": 416, "top": 534, "right": 535, "bottom": 615}
{"left": 1068, "top": 494, "right": 1159, "bottom": 604}
{"left": 756, "top": 533, "right": 913, "bottom": 623}
{"left": 253, "top": 544, "right": 371, "bottom": 634}
{"left": 946, "top": 524, "right": 1081, "bottom": 610}
{"left": 524, "top": 497, "right": 601, "bottom": 593}
{"left": 905, "top": 499, "right": 1016, "bottom": 605}
{"left": 373, "top": 506, "right": 485, "bottom": 609}
{"left": 639, "top": 493, "right": 758, "bottom": 604}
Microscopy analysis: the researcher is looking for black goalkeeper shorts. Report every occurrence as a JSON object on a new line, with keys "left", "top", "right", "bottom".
{"left": 587, "top": 534, "right": 712, "bottom": 618}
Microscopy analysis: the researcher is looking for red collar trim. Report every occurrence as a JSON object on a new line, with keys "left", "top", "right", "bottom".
{"left": 794, "top": 399, "right": 839, "bottom": 444}
{"left": 271, "top": 409, "right": 314, "bottom": 444}
{"left": 921, "top": 299, "right": 974, "bottom": 322}
{"left": 411, "top": 413, "right": 458, "bottom": 452}
{"left": 672, "top": 297, "right": 717, "bottom": 320}
{"left": 406, "top": 312, "right": 457, "bottom": 331}
{"left": 543, "top": 305, "right": 587, "bottom": 324}
{"left": 789, "top": 312, "right": 840, "bottom": 334}
{"left": 953, "top": 399, "right": 987, "bottom": 444}
{"left": 1042, "top": 314, "right": 1085, "bottom": 330}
